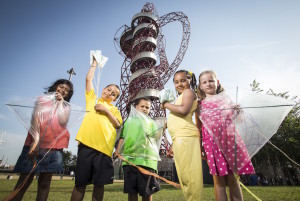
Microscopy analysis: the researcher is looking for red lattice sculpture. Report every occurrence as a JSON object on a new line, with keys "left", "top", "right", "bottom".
{"left": 114, "top": 2, "right": 190, "bottom": 155}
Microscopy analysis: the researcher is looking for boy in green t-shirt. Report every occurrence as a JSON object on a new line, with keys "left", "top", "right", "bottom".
{"left": 114, "top": 97, "right": 162, "bottom": 201}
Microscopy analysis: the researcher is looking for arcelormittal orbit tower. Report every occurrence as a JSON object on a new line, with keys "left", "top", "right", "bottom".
{"left": 114, "top": 2, "right": 190, "bottom": 156}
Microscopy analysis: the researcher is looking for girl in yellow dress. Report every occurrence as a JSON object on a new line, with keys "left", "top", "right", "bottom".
{"left": 161, "top": 70, "right": 203, "bottom": 201}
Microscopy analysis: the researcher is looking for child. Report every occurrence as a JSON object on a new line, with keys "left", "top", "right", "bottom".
{"left": 197, "top": 70, "right": 255, "bottom": 201}
{"left": 114, "top": 97, "right": 162, "bottom": 201}
{"left": 161, "top": 70, "right": 203, "bottom": 201}
{"left": 12, "top": 79, "right": 74, "bottom": 201}
{"left": 70, "top": 57, "right": 122, "bottom": 201}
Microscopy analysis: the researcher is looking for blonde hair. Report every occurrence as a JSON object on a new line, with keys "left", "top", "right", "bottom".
{"left": 197, "top": 70, "right": 224, "bottom": 100}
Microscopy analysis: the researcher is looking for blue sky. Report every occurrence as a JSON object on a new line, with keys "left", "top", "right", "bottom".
{"left": 0, "top": 0, "right": 300, "bottom": 165}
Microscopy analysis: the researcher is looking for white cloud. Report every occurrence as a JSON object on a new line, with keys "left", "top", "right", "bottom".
{"left": 238, "top": 57, "right": 300, "bottom": 97}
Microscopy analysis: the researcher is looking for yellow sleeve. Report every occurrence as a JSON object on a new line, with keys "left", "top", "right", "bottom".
{"left": 111, "top": 106, "right": 123, "bottom": 125}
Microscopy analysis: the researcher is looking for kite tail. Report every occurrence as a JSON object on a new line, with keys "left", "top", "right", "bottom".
{"left": 118, "top": 155, "right": 181, "bottom": 189}
{"left": 235, "top": 174, "right": 262, "bottom": 201}
{"left": 1, "top": 162, "right": 37, "bottom": 201}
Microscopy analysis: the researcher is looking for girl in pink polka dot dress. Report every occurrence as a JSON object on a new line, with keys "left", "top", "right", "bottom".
{"left": 197, "top": 70, "right": 255, "bottom": 201}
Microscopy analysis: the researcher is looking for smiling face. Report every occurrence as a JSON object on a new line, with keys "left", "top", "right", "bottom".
{"left": 173, "top": 72, "right": 191, "bottom": 95}
{"left": 101, "top": 85, "right": 120, "bottom": 102}
{"left": 199, "top": 72, "right": 219, "bottom": 96}
{"left": 56, "top": 84, "right": 71, "bottom": 99}
{"left": 135, "top": 99, "right": 151, "bottom": 115}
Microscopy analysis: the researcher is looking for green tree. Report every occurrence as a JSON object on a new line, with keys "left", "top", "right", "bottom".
{"left": 250, "top": 79, "right": 263, "bottom": 93}
{"left": 63, "top": 150, "right": 77, "bottom": 166}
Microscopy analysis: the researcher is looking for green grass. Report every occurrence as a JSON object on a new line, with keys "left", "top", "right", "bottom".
{"left": 1, "top": 179, "right": 300, "bottom": 201}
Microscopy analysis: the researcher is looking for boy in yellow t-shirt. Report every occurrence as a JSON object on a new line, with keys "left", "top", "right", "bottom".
{"left": 70, "top": 57, "right": 122, "bottom": 201}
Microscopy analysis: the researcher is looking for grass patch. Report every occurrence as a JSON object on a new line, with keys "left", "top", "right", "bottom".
{"left": 1, "top": 179, "right": 300, "bottom": 200}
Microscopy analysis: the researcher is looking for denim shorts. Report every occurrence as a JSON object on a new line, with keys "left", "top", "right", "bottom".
{"left": 14, "top": 146, "right": 63, "bottom": 173}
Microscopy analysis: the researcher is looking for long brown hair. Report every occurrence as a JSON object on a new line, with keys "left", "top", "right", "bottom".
{"left": 197, "top": 70, "right": 224, "bottom": 100}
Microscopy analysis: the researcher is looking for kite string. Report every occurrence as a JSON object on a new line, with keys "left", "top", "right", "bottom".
{"left": 268, "top": 141, "right": 300, "bottom": 167}
{"left": 235, "top": 175, "right": 262, "bottom": 201}
{"left": 117, "top": 154, "right": 181, "bottom": 189}
{"left": 93, "top": 66, "right": 103, "bottom": 105}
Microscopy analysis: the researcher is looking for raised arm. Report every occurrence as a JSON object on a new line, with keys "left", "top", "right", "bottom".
{"left": 162, "top": 89, "right": 196, "bottom": 116}
{"left": 86, "top": 57, "right": 97, "bottom": 92}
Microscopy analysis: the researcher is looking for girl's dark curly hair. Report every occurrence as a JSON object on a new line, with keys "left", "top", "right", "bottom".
{"left": 45, "top": 79, "right": 74, "bottom": 102}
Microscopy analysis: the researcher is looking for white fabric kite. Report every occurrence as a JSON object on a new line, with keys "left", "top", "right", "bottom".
{"left": 90, "top": 50, "right": 109, "bottom": 104}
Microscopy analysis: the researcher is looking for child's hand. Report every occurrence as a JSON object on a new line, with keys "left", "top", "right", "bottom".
{"left": 55, "top": 92, "right": 64, "bottom": 101}
{"left": 232, "top": 104, "right": 242, "bottom": 115}
{"left": 160, "top": 102, "right": 167, "bottom": 110}
{"left": 27, "top": 141, "right": 39, "bottom": 159}
{"left": 94, "top": 103, "right": 108, "bottom": 115}
{"left": 166, "top": 144, "right": 173, "bottom": 158}
{"left": 92, "top": 56, "right": 98, "bottom": 66}
{"left": 234, "top": 104, "right": 245, "bottom": 123}
{"left": 113, "top": 151, "right": 119, "bottom": 160}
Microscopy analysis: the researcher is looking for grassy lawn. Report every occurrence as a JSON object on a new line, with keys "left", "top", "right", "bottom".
{"left": 1, "top": 179, "right": 300, "bottom": 201}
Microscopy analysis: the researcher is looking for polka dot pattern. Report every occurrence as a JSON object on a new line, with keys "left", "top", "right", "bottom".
{"left": 200, "top": 98, "right": 255, "bottom": 176}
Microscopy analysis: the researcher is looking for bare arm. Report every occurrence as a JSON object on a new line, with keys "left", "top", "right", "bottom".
{"left": 55, "top": 93, "right": 71, "bottom": 126}
{"left": 195, "top": 108, "right": 206, "bottom": 160}
{"left": 86, "top": 58, "right": 97, "bottom": 92}
{"left": 162, "top": 89, "right": 196, "bottom": 116}
{"left": 113, "top": 138, "right": 124, "bottom": 159}
{"left": 94, "top": 104, "right": 121, "bottom": 129}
